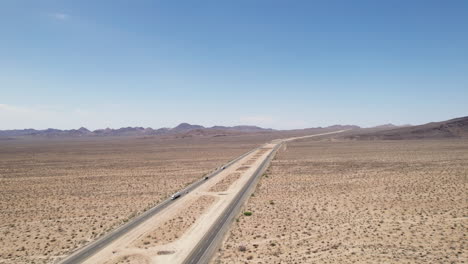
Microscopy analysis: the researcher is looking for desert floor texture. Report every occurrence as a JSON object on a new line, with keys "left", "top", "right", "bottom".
{"left": 213, "top": 139, "right": 467, "bottom": 263}
{"left": 0, "top": 135, "right": 267, "bottom": 264}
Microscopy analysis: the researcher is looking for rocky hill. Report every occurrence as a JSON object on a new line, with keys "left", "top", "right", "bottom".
{"left": 347, "top": 116, "right": 468, "bottom": 140}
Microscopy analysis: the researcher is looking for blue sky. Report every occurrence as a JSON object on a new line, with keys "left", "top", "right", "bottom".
{"left": 1, "top": 0, "right": 467, "bottom": 130}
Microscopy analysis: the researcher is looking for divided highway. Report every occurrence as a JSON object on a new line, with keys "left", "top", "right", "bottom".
{"left": 59, "top": 147, "right": 258, "bottom": 264}
{"left": 60, "top": 130, "right": 347, "bottom": 264}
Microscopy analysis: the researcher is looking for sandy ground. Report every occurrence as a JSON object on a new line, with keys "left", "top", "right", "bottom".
{"left": 132, "top": 195, "right": 217, "bottom": 248}
{"left": 83, "top": 144, "right": 276, "bottom": 264}
{"left": 0, "top": 136, "right": 267, "bottom": 264}
{"left": 213, "top": 139, "right": 468, "bottom": 263}
{"left": 209, "top": 173, "right": 242, "bottom": 192}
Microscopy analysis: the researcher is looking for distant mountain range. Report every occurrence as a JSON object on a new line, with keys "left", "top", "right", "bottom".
{"left": 0, "top": 122, "right": 367, "bottom": 139}
{"left": 0, "top": 123, "right": 275, "bottom": 138}
{"left": 347, "top": 116, "right": 468, "bottom": 140}
{"left": 4, "top": 117, "right": 465, "bottom": 140}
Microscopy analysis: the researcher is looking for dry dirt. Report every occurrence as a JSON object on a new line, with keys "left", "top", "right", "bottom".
{"left": 133, "top": 195, "right": 216, "bottom": 248}
{"left": 214, "top": 139, "right": 468, "bottom": 263}
{"left": 104, "top": 253, "right": 150, "bottom": 264}
{"left": 0, "top": 136, "right": 266, "bottom": 264}
{"left": 209, "top": 173, "right": 242, "bottom": 192}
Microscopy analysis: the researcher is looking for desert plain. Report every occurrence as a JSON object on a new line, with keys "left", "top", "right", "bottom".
{"left": 1, "top": 126, "right": 467, "bottom": 264}
{"left": 214, "top": 138, "right": 467, "bottom": 263}
{"left": 0, "top": 135, "right": 269, "bottom": 264}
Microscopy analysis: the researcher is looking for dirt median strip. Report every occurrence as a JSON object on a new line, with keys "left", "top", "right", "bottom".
{"left": 209, "top": 173, "right": 242, "bottom": 192}
{"left": 132, "top": 195, "right": 217, "bottom": 248}
{"left": 104, "top": 253, "right": 151, "bottom": 264}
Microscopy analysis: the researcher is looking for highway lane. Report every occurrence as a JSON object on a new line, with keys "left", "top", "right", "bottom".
{"left": 59, "top": 147, "right": 258, "bottom": 264}
{"left": 182, "top": 143, "right": 282, "bottom": 264}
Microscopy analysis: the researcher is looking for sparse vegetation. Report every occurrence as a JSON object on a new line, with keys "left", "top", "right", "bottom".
{"left": 215, "top": 139, "right": 468, "bottom": 263}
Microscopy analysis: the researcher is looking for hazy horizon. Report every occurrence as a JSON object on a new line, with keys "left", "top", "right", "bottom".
{"left": 2, "top": 112, "right": 466, "bottom": 131}
{"left": 1, "top": 1, "right": 467, "bottom": 130}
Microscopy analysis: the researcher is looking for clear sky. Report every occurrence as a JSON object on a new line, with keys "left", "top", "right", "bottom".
{"left": 1, "top": 0, "right": 467, "bottom": 130}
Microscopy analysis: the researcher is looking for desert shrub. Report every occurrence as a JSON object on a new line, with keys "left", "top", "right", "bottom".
{"left": 244, "top": 211, "right": 252, "bottom": 216}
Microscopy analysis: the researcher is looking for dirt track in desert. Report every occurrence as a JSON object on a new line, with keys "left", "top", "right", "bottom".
{"left": 213, "top": 139, "right": 467, "bottom": 263}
